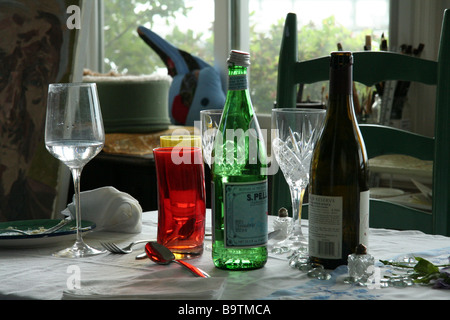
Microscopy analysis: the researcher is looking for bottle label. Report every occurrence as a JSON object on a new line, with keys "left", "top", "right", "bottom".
{"left": 359, "top": 190, "right": 370, "bottom": 247}
{"left": 308, "top": 191, "right": 369, "bottom": 259}
{"left": 308, "top": 194, "right": 343, "bottom": 259}
{"left": 228, "top": 74, "right": 248, "bottom": 91}
{"left": 223, "top": 180, "right": 268, "bottom": 248}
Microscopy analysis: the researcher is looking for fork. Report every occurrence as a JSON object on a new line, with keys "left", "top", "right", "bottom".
{"left": 0, "top": 219, "right": 72, "bottom": 236}
{"left": 101, "top": 239, "right": 154, "bottom": 254}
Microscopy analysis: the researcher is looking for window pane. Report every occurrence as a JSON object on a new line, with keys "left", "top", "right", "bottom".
{"left": 249, "top": 0, "right": 389, "bottom": 113}
{"left": 103, "top": 0, "right": 214, "bottom": 75}
{"left": 102, "top": 0, "right": 390, "bottom": 116}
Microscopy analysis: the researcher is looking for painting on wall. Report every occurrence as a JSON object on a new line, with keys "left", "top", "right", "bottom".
{"left": 0, "top": 0, "right": 87, "bottom": 221}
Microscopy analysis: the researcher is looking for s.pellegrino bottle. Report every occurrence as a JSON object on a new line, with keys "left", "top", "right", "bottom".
{"left": 309, "top": 51, "right": 370, "bottom": 270}
{"left": 211, "top": 50, "right": 268, "bottom": 270}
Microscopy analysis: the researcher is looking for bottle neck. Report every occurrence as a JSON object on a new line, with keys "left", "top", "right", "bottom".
{"left": 327, "top": 57, "right": 354, "bottom": 120}
{"left": 329, "top": 63, "right": 352, "bottom": 97}
{"left": 228, "top": 65, "right": 248, "bottom": 91}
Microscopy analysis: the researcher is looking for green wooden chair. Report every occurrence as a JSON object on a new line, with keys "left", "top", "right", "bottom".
{"left": 272, "top": 11, "right": 450, "bottom": 236}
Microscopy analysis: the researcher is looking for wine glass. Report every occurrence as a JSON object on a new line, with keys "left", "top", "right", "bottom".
{"left": 271, "top": 108, "right": 326, "bottom": 254}
{"left": 200, "top": 109, "right": 222, "bottom": 168}
{"left": 45, "top": 83, "right": 105, "bottom": 258}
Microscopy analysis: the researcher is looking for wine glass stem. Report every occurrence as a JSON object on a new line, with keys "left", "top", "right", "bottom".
{"left": 70, "top": 167, "right": 83, "bottom": 244}
{"left": 289, "top": 186, "right": 305, "bottom": 238}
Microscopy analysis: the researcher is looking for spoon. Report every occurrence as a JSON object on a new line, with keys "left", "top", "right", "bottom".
{"left": 164, "top": 218, "right": 195, "bottom": 243}
{"left": 144, "top": 241, "right": 210, "bottom": 278}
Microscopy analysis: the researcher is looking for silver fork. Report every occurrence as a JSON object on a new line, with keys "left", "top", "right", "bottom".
{"left": 101, "top": 239, "right": 154, "bottom": 254}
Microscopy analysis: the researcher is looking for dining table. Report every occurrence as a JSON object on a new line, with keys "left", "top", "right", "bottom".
{"left": 1, "top": 209, "right": 449, "bottom": 307}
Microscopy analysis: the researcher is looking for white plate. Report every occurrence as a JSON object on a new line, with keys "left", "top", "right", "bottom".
{"left": 370, "top": 187, "right": 405, "bottom": 199}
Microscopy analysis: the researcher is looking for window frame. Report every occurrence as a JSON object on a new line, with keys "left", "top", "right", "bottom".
{"left": 85, "top": 0, "right": 104, "bottom": 72}
{"left": 214, "top": 0, "right": 249, "bottom": 92}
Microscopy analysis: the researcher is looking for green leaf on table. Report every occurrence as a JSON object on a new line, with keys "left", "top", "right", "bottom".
{"left": 414, "top": 257, "right": 439, "bottom": 275}
{"left": 380, "top": 257, "right": 447, "bottom": 285}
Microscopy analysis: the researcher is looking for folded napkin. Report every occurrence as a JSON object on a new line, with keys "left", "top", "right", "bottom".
{"left": 62, "top": 187, "right": 142, "bottom": 233}
{"left": 62, "top": 277, "right": 227, "bottom": 300}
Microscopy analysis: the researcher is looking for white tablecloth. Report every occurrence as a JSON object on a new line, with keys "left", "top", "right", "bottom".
{"left": 0, "top": 210, "right": 449, "bottom": 301}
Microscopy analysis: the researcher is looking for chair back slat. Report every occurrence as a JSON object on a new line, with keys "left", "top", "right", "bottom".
{"left": 432, "top": 9, "right": 450, "bottom": 235}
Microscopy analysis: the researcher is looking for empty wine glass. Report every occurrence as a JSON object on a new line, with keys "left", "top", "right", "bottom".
{"left": 45, "top": 83, "right": 105, "bottom": 258}
{"left": 271, "top": 108, "right": 326, "bottom": 254}
{"left": 200, "top": 109, "right": 222, "bottom": 168}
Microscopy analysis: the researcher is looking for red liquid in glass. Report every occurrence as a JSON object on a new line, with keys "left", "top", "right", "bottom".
{"left": 154, "top": 147, "right": 206, "bottom": 254}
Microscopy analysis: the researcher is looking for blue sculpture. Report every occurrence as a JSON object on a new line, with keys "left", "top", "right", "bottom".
{"left": 138, "top": 26, "right": 225, "bottom": 126}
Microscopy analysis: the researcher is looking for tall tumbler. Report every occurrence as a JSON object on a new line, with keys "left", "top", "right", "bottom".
{"left": 153, "top": 146, "right": 206, "bottom": 255}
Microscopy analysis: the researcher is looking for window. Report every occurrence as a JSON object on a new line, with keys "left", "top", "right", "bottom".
{"left": 248, "top": 0, "right": 389, "bottom": 113}
{"left": 102, "top": 0, "right": 214, "bottom": 75}
{"left": 98, "top": 0, "right": 389, "bottom": 114}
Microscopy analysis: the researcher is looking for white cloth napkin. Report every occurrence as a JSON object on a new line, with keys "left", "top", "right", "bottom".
{"left": 62, "top": 187, "right": 143, "bottom": 233}
{"left": 62, "top": 277, "right": 227, "bottom": 300}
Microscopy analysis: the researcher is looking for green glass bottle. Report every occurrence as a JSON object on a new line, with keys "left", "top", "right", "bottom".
{"left": 211, "top": 50, "right": 268, "bottom": 270}
{"left": 309, "top": 52, "right": 370, "bottom": 270}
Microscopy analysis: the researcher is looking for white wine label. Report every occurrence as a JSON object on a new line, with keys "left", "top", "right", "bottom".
{"left": 309, "top": 191, "right": 370, "bottom": 259}
{"left": 228, "top": 74, "right": 248, "bottom": 91}
{"left": 223, "top": 180, "right": 268, "bottom": 248}
{"left": 360, "top": 190, "right": 370, "bottom": 249}
{"left": 308, "top": 194, "right": 343, "bottom": 259}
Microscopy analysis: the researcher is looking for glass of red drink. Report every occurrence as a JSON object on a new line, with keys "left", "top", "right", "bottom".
{"left": 153, "top": 146, "right": 206, "bottom": 255}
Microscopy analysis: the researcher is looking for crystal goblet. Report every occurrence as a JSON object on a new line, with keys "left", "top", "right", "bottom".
{"left": 271, "top": 108, "right": 326, "bottom": 254}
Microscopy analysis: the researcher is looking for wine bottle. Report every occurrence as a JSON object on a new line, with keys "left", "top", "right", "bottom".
{"left": 308, "top": 51, "right": 370, "bottom": 270}
{"left": 211, "top": 50, "right": 268, "bottom": 270}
